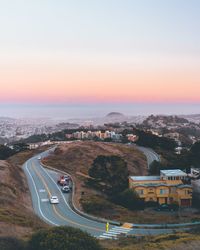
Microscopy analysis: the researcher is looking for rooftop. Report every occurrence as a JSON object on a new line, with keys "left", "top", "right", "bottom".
{"left": 130, "top": 176, "right": 160, "bottom": 181}
{"left": 160, "top": 169, "right": 187, "bottom": 177}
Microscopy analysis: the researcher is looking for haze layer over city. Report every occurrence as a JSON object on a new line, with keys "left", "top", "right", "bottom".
{"left": 1, "top": 103, "right": 200, "bottom": 120}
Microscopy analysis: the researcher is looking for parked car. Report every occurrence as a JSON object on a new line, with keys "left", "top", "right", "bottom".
{"left": 50, "top": 196, "right": 59, "bottom": 204}
{"left": 62, "top": 185, "right": 70, "bottom": 193}
{"left": 63, "top": 175, "right": 70, "bottom": 181}
{"left": 155, "top": 203, "right": 178, "bottom": 212}
{"left": 57, "top": 175, "right": 70, "bottom": 186}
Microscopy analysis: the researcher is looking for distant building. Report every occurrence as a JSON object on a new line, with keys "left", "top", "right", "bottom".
{"left": 65, "top": 130, "right": 122, "bottom": 141}
{"left": 129, "top": 169, "right": 192, "bottom": 207}
{"left": 28, "top": 143, "right": 39, "bottom": 149}
{"left": 126, "top": 134, "right": 138, "bottom": 142}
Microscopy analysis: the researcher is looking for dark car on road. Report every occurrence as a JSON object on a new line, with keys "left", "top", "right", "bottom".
{"left": 62, "top": 185, "right": 70, "bottom": 193}
{"left": 155, "top": 204, "right": 179, "bottom": 212}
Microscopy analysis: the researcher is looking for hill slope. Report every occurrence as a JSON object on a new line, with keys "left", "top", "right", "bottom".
{"left": 44, "top": 141, "right": 149, "bottom": 221}
{"left": 0, "top": 150, "right": 47, "bottom": 239}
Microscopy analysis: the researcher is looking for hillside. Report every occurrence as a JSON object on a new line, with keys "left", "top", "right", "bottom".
{"left": 106, "top": 112, "right": 125, "bottom": 117}
{"left": 45, "top": 141, "right": 147, "bottom": 176}
{"left": 0, "top": 150, "right": 48, "bottom": 239}
{"left": 102, "top": 232, "right": 200, "bottom": 250}
{"left": 44, "top": 141, "right": 147, "bottom": 220}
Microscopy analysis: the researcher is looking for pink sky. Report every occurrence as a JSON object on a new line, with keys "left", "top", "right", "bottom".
{"left": 0, "top": 59, "right": 199, "bottom": 103}
{"left": 0, "top": 1, "right": 199, "bottom": 105}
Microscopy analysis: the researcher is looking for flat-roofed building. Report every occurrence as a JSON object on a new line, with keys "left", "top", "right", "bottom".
{"left": 129, "top": 169, "right": 192, "bottom": 207}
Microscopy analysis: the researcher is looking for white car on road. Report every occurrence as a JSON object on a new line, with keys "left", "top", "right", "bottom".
{"left": 50, "top": 196, "right": 59, "bottom": 204}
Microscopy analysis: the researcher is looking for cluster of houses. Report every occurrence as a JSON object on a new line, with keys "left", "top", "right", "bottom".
{"left": 65, "top": 130, "right": 138, "bottom": 142}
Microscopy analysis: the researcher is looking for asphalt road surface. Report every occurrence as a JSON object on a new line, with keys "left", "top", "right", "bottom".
{"left": 134, "top": 145, "right": 160, "bottom": 168}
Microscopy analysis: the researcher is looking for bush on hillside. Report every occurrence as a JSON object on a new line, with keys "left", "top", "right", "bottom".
{"left": 27, "top": 226, "right": 103, "bottom": 250}
{"left": 113, "top": 189, "right": 144, "bottom": 210}
{"left": 0, "top": 237, "right": 26, "bottom": 250}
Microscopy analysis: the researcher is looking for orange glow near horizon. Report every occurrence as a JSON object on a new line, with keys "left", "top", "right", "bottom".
{"left": 0, "top": 62, "right": 199, "bottom": 104}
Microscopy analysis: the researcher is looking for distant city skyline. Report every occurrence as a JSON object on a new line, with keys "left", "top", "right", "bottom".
{"left": 0, "top": 1, "right": 199, "bottom": 110}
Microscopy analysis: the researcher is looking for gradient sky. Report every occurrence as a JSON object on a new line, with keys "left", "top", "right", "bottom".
{"left": 0, "top": 0, "right": 200, "bottom": 106}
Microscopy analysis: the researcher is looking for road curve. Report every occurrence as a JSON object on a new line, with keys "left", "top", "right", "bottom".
{"left": 23, "top": 153, "right": 109, "bottom": 237}
{"left": 133, "top": 145, "right": 160, "bottom": 168}
{"left": 23, "top": 148, "right": 194, "bottom": 238}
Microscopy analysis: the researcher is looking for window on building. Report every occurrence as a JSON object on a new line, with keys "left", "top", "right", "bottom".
{"left": 160, "top": 189, "right": 167, "bottom": 194}
{"left": 137, "top": 189, "right": 144, "bottom": 195}
{"left": 185, "top": 190, "right": 191, "bottom": 195}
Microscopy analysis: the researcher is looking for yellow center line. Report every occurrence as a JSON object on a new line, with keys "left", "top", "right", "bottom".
{"left": 32, "top": 163, "right": 104, "bottom": 232}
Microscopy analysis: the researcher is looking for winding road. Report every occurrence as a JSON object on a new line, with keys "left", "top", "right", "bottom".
{"left": 23, "top": 147, "right": 194, "bottom": 239}
{"left": 133, "top": 144, "right": 160, "bottom": 167}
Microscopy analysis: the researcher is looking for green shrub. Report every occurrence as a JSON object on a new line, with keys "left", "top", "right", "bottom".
{"left": 113, "top": 189, "right": 144, "bottom": 210}
{"left": 28, "top": 226, "right": 103, "bottom": 250}
{"left": 0, "top": 237, "right": 26, "bottom": 250}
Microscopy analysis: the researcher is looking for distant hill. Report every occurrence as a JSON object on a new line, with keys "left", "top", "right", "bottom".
{"left": 106, "top": 112, "right": 125, "bottom": 117}
{"left": 142, "top": 115, "right": 189, "bottom": 128}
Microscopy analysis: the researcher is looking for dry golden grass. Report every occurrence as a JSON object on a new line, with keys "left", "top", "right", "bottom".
{"left": 0, "top": 148, "right": 49, "bottom": 239}
{"left": 45, "top": 141, "right": 147, "bottom": 176}
{"left": 101, "top": 232, "right": 200, "bottom": 250}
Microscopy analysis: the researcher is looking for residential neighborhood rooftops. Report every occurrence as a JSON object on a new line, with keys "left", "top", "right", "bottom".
{"left": 160, "top": 169, "right": 187, "bottom": 177}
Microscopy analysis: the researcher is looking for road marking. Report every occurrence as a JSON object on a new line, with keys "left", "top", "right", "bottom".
{"left": 41, "top": 198, "right": 49, "bottom": 202}
{"left": 32, "top": 163, "right": 104, "bottom": 233}
{"left": 24, "top": 162, "right": 58, "bottom": 226}
{"left": 122, "top": 223, "right": 133, "bottom": 229}
{"left": 99, "top": 235, "right": 115, "bottom": 239}
{"left": 98, "top": 226, "right": 132, "bottom": 239}
{"left": 39, "top": 189, "right": 46, "bottom": 193}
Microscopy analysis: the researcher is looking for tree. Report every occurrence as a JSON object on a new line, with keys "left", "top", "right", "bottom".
{"left": 12, "top": 143, "right": 29, "bottom": 152}
{"left": 135, "top": 130, "right": 177, "bottom": 151}
{"left": 149, "top": 160, "right": 163, "bottom": 175}
{"left": 113, "top": 189, "right": 144, "bottom": 210}
{"left": 89, "top": 155, "right": 129, "bottom": 195}
{"left": 0, "top": 145, "right": 15, "bottom": 160}
{"left": 189, "top": 141, "right": 200, "bottom": 167}
{"left": 28, "top": 226, "right": 103, "bottom": 250}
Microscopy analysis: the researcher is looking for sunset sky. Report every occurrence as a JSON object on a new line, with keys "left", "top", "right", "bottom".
{"left": 0, "top": 0, "right": 200, "bottom": 115}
